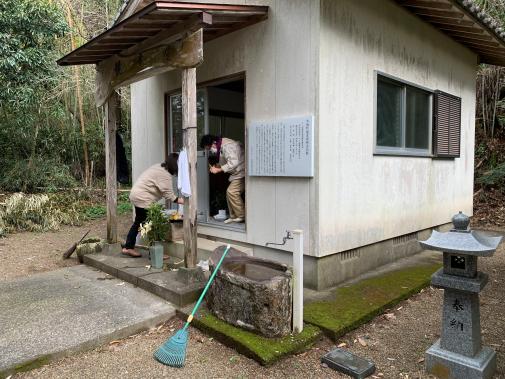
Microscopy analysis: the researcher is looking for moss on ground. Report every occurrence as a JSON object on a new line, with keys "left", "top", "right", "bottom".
{"left": 185, "top": 308, "right": 322, "bottom": 366}
{"left": 304, "top": 264, "right": 441, "bottom": 340}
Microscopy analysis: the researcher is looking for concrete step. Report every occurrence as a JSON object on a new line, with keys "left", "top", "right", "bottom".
{"left": 83, "top": 244, "right": 204, "bottom": 307}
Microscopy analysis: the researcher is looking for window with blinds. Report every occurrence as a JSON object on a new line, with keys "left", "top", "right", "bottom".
{"left": 433, "top": 91, "right": 461, "bottom": 158}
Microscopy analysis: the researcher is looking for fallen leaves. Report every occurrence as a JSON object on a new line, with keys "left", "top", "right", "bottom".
{"left": 337, "top": 342, "right": 347, "bottom": 348}
{"left": 384, "top": 313, "right": 396, "bottom": 321}
{"left": 417, "top": 357, "right": 425, "bottom": 364}
{"left": 358, "top": 337, "right": 367, "bottom": 347}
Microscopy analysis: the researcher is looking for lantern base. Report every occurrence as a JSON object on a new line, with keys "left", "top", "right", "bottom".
{"left": 426, "top": 339, "right": 496, "bottom": 379}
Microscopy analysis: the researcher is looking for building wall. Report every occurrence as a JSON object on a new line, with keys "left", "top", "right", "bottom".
{"left": 318, "top": 0, "right": 477, "bottom": 257}
{"left": 130, "top": 0, "right": 320, "bottom": 258}
{"left": 131, "top": 77, "right": 169, "bottom": 179}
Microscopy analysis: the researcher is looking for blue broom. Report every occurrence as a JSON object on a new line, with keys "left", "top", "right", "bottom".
{"left": 154, "top": 244, "right": 231, "bottom": 367}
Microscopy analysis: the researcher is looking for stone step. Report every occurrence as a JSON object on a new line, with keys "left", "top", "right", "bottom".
{"left": 83, "top": 244, "right": 204, "bottom": 307}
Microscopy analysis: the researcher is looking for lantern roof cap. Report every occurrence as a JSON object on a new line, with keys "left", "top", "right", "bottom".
{"left": 419, "top": 212, "right": 503, "bottom": 256}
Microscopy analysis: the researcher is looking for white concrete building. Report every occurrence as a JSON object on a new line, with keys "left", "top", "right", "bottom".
{"left": 73, "top": 0, "right": 505, "bottom": 289}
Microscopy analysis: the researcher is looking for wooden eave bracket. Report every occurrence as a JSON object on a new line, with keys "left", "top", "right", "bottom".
{"left": 95, "top": 28, "right": 204, "bottom": 106}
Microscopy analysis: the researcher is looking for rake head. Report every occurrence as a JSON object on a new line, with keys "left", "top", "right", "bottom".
{"left": 153, "top": 329, "right": 189, "bottom": 368}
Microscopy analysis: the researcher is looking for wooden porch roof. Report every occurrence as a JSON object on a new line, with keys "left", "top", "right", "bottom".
{"left": 57, "top": 2, "right": 268, "bottom": 66}
{"left": 395, "top": 0, "right": 505, "bottom": 66}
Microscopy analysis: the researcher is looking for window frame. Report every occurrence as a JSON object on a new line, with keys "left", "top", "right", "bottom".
{"left": 373, "top": 71, "right": 434, "bottom": 158}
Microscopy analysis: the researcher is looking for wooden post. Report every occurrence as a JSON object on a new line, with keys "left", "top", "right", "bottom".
{"left": 105, "top": 91, "right": 119, "bottom": 243}
{"left": 182, "top": 67, "right": 198, "bottom": 268}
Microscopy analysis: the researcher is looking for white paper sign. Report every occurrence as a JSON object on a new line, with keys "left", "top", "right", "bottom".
{"left": 248, "top": 115, "right": 314, "bottom": 177}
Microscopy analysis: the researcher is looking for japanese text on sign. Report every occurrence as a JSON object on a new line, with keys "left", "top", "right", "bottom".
{"left": 248, "top": 115, "right": 314, "bottom": 177}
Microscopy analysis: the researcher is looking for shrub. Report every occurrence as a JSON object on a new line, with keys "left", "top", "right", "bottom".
{"left": 140, "top": 203, "right": 169, "bottom": 245}
{"left": 477, "top": 162, "right": 505, "bottom": 187}
{"left": 0, "top": 192, "right": 82, "bottom": 235}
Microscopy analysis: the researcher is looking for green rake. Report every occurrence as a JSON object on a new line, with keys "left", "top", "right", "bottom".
{"left": 154, "top": 244, "right": 231, "bottom": 367}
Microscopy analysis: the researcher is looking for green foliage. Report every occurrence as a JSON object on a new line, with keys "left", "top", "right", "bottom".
{"left": 0, "top": 0, "right": 67, "bottom": 107}
{"left": 477, "top": 161, "right": 505, "bottom": 187}
{"left": 84, "top": 205, "right": 107, "bottom": 219}
{"left": 83, "top": 200, "right": 132, "bottom": 220}
{"left": 118, "top": 201, "right": 132, "bottom": 214}
{"left": 0, "top": 0, "right": 129, "bottom": 193}
{"left": 0, "top": 157, "right": 77, "bottom": 193}
{"left": 141, "top": 203, "right": 170, "bottom": 245}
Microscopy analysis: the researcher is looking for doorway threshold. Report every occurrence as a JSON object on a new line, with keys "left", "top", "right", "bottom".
{"left": 199, "top": 219, "right": 246, "bottom": 233}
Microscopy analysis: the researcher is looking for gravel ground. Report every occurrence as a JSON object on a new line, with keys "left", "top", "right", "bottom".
{"left": 4, "top": 223, "right": 505, "bottom": 378}
{"left": 0, "top": 214, "right": 132, "bottom": 281}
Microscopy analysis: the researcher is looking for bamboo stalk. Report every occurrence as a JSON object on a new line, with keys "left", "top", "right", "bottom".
{"left": 62, "top": 0, "right": 91, "bottom": 187}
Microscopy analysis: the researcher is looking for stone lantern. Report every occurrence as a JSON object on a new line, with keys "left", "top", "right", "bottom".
{"left": 419, "top": 212, "right": 502, "bottom": 379}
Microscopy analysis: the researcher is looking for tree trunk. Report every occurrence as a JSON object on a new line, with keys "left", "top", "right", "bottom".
{"left": 63, "top": 1, "right": 90, "bottom": 186}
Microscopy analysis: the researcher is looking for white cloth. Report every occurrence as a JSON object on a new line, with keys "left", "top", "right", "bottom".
{"left": 177, "top": 149, "right": 191, "bottom": 197}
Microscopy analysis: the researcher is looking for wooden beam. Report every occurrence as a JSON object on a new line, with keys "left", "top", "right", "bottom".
{"left": 95, "top": 29, "right": 203, "bottom": 106}
{"left": 431, "top": 22, "right": 485, "bottom": 34}
{"left": 105, "top": 91, "right": 119, "bottom": 243}
{"left": 444, "top": 31, "right": 494, "bottom": 41}
{"left": 420, "top": 15, "right": 475, "bottom": 27}
{"left": 119, "top": 12, "right": 212, "bottom": 58}
{"left": 409, "top": 8, "right": 464, "bottom": 19}
{"left": 449, "top": 35, "right": 499, "bottom": 48}
{"left": 182, "top": 66, "right": 198, "bottom": 269}
{"left": 398, "top": 0, "right": 454, "bottom": 10}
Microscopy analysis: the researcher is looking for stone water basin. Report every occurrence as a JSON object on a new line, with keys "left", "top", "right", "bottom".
{"left": 207, "top": 246, "right": 293, "bottom": 338}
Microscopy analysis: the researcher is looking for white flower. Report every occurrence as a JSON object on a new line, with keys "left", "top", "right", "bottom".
{"left": 140, "top": 221, "right": 152, "bottom": 238}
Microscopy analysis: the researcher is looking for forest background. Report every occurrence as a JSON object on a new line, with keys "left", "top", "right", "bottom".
{"left": 0, "top": 0, "right": 504, "bottom": 234}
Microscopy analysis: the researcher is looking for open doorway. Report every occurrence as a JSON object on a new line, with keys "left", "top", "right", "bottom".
{"left": 166, "top": 75, "right": 245, "bottom": 230}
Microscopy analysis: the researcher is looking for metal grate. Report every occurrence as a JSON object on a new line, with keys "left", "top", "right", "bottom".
{"left": 392, "top": 232, "right": 418, "bottom": 246}
{"left": 339, "top": 249, "right": 360, "bottom": 261}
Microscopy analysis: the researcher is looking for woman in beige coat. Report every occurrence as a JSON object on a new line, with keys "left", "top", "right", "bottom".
{"left": 122, "top": 153, "right": 183, "bottom": 257}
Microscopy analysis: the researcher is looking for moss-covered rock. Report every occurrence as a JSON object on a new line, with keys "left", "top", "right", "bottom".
{"left": 75, "top": 238, "right": 104, "bottom": 263}
{"left": 304, "top": 264, "right": 441, "bottom": 340}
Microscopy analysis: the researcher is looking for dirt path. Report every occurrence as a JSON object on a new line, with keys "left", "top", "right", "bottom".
{"left": 0, "top": 215, "right": 132, "bottom": 282}
{"left": 4, "top": 222, "right": 505, "bottom": 378}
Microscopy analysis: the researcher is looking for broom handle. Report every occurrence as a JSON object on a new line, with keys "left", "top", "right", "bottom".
{"left": 183, "top": 244, "right": 231, "bottom": 331}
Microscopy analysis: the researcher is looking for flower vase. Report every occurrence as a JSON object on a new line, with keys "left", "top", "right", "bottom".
{"left": 149, "top": 241, "right": 164, "bottom": 269}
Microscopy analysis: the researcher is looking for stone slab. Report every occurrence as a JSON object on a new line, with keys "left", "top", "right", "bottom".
{"left": 138, "top": 271, "right": 204, "bottom": 306}
{"left": 84, "top": 247, "right": 204, "bottom": 307}
{"left": 321, "top": 348, "right": 375, "bottom": 379}
{"left": 0, "top": 265, "right": 175, "bottom": 378}
{"left": 431, "top": 268, "right": 488, "bottom": 293}
{"left": 426, "top": 339, "right": 496, "bottom": 379}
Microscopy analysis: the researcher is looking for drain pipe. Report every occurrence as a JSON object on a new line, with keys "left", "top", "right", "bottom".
{"left": 291, "top": 229, "right": 304, "bottom": 334}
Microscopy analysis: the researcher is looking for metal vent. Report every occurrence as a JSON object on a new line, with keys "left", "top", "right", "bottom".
{"left": 392, "top": 232, "right": 419, "bottom": 246}
{"left": 339, "top": 249, "right": 360, "bottom": 261}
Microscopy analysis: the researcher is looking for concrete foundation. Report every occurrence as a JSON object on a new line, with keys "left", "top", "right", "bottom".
{"left": 202, "top": 224, "right": 449, "bottom": 290}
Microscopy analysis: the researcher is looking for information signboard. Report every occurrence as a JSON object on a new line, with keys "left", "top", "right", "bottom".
{"left": 248, "top": 115, "right": 314, "bottom": 177}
